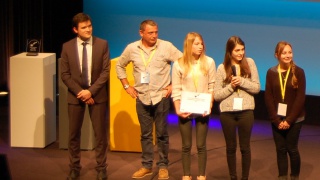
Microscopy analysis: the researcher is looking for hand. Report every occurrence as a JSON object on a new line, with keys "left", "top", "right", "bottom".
{"left": 278, "top": 121, "right": 290, "bottom": 130}
{"left": 202, "top": 109, "right": 211, "bottom": 117}
{"left": 163, "top": 84, "right": 172, "bottom": 98}
{"left": 282, "top": 121, "right": 290, "bottom": 130}
{"left": 85, "top": 98, "right": 95, "bottom": 105}
{"left": 125, "top": 86, "right": 138, "bottom": 98}
{"left": 77, "top": 89, "right": 92, "bottom": 102}
{"left": 176, "top": 110, "right": 191, "bottom": 119}
{"left": 231, "top": 76, "right": 241, "bottom": 89}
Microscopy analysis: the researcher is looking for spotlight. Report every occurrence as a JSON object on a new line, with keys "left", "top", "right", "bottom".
{"left": 0, "top": 91, "right": 9, "bottom": 96}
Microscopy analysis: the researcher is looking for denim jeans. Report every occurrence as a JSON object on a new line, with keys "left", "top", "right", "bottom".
{"left": 179, "top": 115, "right": 209, "bottom": 176}
{"left": 136, "top": 97, "right": 170, "bottom": 169}
{"left": 272, "top": 122, "right": 302, "bottom": 177}
{"left": 220, "top": 110, "right": 254, "bottom": 180}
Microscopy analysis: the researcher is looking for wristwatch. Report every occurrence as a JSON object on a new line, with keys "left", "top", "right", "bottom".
{"left": 123, "top": 84, "right": 130, "bottom": 89}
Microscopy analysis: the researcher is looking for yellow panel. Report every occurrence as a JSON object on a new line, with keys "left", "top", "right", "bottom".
{"left": 109, "top": 58, "right": 155, "bottom": 152}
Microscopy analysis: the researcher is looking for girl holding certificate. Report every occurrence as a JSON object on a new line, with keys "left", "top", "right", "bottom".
{"left": 265, "top": 41, "right": 306, "bottom": 180}
{"left": 171, "top": 32, "right": 216, "bottom": 180}
{"left": 214, "top": 36, "right": 260, "bottom": 180}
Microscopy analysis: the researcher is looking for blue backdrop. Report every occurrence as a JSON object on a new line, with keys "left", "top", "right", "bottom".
{"left": 84, "top": 0, "right": 320, "bottom": 96}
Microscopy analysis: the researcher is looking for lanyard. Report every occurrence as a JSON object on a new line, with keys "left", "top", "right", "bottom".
{"left": 278, "top": 65, "right": 291, "bottom": 102}
{"left": 191, "top": 61, "right": 200, "bottom": 91}
{"left": 140, "top": 49, "right": 156, "bottom": 67}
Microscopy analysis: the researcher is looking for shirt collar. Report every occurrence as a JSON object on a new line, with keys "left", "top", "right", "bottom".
{"left": 77, "top": 36, "right": 93, "bottom": 45}
{"left": 138, "top": 39, "right": 158, "bottom": 50}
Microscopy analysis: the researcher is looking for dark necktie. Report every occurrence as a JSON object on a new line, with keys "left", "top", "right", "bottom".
{"left": 82, "top": 42, "right": 89, "bottom": 88}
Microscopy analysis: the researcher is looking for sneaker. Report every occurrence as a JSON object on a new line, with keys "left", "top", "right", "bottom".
{"left": 158, "top": 168, "right": 169, "bottom": 179}
{"left": 182, "top": 176, "right": 192, "bottom": 180}
{"left": 132, "top": 167, "right": 152, "bottom": 179}
{"left": 197, "top": 176, "right": 206, "bottom": 180}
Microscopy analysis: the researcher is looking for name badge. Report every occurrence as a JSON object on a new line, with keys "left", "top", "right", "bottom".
{"left": 140, "top": 72, "right": 150, "bottom": 83}
{"left": 277, "top": 103, "right": 287, "bottom": 117}
{"left": 233, "top": 98, "right": 243, "bottom": 111}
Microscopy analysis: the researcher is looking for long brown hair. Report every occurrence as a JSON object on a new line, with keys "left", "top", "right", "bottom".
{"left": 274, "top": 41, "right": 298, "bottom": 88}
{"left": 223, "top": 36, "right": 251, "bottom": 83}
{"left": 178, "top": 32, "right": 208, "bottom": 77}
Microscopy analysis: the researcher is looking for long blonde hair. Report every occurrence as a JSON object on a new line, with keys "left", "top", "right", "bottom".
{"left": 178, "top": 32, "right": 208, "bottom": 77}
{"left": 274, "top": 41, "right": 298, "bottom": 88}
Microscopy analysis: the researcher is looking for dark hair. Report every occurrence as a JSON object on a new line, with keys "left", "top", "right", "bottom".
{"left": 274, "top": 41, "right": 298, "bottom": 88}
{"left": 72, "top": 13, "right": 91, "bottom": 29}
{"left": 223, "top": 36, "right": 251, "bottom": 83}
{"left": 140, "top": 20, "right": 157, "bottom": 31}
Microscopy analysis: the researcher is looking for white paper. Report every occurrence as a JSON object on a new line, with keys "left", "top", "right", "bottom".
{"left": 180, "top": 91, "right": 212, "bottom": 115}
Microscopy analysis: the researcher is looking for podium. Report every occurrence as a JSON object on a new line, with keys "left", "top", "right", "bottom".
{"left": 109, "top": 58, "right": 155, "bottom": 152}
{"left": 58, "top": 58, "right": 95, "bottom": 150}
{"left": 10, "top": 53, "right": 56, "bottom": 148}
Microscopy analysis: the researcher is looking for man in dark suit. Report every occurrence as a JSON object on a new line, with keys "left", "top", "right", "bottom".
{"left": 60, "top": 13, "right": 110, "bottom": 180}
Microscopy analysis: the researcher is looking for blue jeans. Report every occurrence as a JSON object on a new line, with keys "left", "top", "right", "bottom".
{"left": 136, "top": 97, "right": 170, "bottom": 169}
{"left": 179, "top": 115, "right": 208, "bottom": 176}
{"left": 272, "top": 122, "right": 302, "bottom": 177}
{"left": 220, "top": 110, "right": 254, "bottom": 180}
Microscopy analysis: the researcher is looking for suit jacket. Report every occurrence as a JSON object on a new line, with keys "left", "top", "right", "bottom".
{"left": 60, "top": 36, "right": 110, "bottom": 104}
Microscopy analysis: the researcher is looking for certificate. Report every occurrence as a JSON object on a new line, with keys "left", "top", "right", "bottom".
{"left": 180, "top": 91, "right": 212, "bottom": 115}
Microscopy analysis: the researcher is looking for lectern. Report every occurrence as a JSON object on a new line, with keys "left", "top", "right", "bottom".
{"left": 10, "top": 53, "right": 56, "bottom": 148}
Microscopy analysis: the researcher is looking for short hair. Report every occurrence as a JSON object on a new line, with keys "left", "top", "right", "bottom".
{"left": 140, "top": 20, "right": 157, "bottom": 31}
{"left": 72, "top": 13, "right": 91, "bottom": 29}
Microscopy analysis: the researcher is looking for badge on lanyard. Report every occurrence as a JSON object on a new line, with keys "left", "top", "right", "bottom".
{"left": 233, "top": 97, "right": 243, "bottom": 111}
{"left": 277, "top": 103, "right": 287, "bottom": 116}
{"left": 277, "top": 65, "right": 291, "bottom": 117}
{"left": 139, "top": 48, "right": 156, "bottom": 84}
{"left": 141, "top": 72, "right": 150, "bottom": 83}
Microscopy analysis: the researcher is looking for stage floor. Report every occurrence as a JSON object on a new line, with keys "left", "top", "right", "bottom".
{"left": 1, "top": 101, "right": 320, "bottom": 180}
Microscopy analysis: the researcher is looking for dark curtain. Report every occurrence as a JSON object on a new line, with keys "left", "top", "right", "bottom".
{"left": 13, "top": 1, "right": 44, "bottom": 54}
{"left": 0, "top": 0, "right": 83, "bottom": 92}
{"left": 0, "top": 0, "right": 13, "bottom": 91}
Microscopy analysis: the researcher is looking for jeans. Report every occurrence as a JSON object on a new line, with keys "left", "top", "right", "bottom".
{"left": 136, "top": 97, "right": 170, "bottom": 169}
{"left": 179, "top": 115, "right": 209, "bottom": 176}
{"left": 272, "top": 122, "right": 302, "bottom": 177}
{"left": 220, "top": 110, "right": 254, "bottom": 180}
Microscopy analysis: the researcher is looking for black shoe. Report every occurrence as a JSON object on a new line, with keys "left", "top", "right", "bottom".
{"left": 97, "top": 169, "right": 107, "bottom": 180}
{"left": 67, "top": 170, "right": 80, "bottom": 180}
